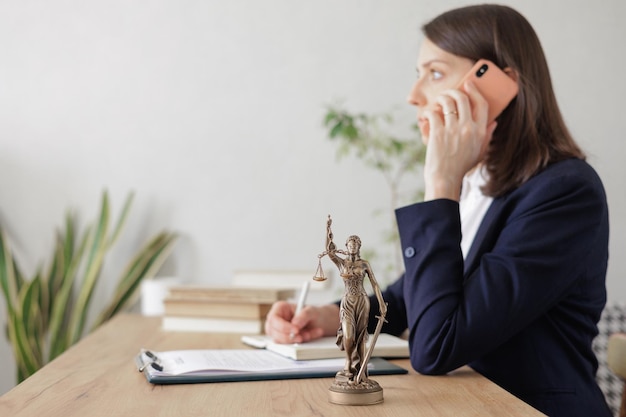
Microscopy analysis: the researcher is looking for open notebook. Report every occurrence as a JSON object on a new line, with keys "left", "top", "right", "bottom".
{"left": 241, "top": 333, "right": 410, "bottom": 361}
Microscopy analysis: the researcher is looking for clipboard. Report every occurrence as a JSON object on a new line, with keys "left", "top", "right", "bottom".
{"left": 135, "top": 348, "right": 407, "bottom": 384}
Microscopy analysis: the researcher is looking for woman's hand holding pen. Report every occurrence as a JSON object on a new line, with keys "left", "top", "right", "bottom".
{"left": 422, "top": 80, "right": 497, "bottom": 201}
{"left": 264, "top": 302, "right": 339, "bottom": 344}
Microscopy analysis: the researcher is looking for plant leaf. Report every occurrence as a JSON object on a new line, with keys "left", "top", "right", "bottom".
{"left": 66, "top": 192, "right": 110, "bottom": 345}
{"left": 0, "top": 229, "right": 19, "bottom": 315}
{"left": 106, "top": 191, "right": 134, "bottom": 249}
{"left": 93, "top": 232, "right": 177, "bottom": 327}
{"left": 48, "top": 213, "right": 91, "bottom": 360}
{"left": 19, "top": 275, "right": 44, "bottom": 368}
{"left": 48, "top": 221, "right": 91, "bottom": 361}
{"left": 7, "top": 303, "right": 40, "bottom": 382}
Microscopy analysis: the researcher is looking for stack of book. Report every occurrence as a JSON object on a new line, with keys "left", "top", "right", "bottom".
{"left": 162, "top": 286, "right": 295, "bottom": 334}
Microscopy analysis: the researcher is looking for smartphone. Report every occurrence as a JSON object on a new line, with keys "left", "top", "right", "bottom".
{"left": 456, "top": 59, "right": 518, "bottom": 122}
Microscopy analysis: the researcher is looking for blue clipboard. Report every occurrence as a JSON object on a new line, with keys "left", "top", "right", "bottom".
{"left": 135, "top": 349, "right": 407, "bottom": 385}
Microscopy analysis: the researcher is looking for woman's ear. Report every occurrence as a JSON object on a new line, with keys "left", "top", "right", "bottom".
{"left": 503, "top": 67, "right": 519, "bottom": 83}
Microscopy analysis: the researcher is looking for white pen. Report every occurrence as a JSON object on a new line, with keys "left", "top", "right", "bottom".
{"left": 290, "top": 281, "right": 310, "bottom": 340}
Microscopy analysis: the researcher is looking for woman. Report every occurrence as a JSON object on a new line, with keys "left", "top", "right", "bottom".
{"left": 265, "top": 5, "right": 611, "bottom": 415}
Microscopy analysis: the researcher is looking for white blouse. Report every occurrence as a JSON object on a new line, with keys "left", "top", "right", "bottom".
{"left": 459, "top": 165, "right": 493, "bottom": 259}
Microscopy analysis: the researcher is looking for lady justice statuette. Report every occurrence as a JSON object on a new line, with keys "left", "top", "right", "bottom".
{"left": 313, "top": 215, "right": 388, "bottom": 405}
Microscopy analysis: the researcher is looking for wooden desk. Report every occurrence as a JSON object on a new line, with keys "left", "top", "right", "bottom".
{"left": 0, "top": 314, "right": 545, "bottom": 416}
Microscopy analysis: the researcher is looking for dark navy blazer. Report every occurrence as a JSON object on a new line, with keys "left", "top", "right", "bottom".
{"left": 368, "top": 158, "right": 611, "bottom": 416}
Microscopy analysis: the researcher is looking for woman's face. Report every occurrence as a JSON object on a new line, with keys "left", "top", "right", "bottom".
{"left": 407, "top": 38, "right": 474, "bottom": 144}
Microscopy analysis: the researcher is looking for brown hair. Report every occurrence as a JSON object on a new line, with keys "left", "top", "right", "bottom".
{"left": 422, "top": 4, "right": 584, "bottom": 197}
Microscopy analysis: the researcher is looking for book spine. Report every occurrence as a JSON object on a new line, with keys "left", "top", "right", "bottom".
{"left": 163, "top": 300, "right": 272, "bottom": 319}
{"left": 162, "top": 316, "right": 265, "bottom": 334}
{"left": 166, "top": 291, "right": 294, "bottom": 305}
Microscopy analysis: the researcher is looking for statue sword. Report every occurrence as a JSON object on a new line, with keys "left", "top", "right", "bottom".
{"left": 355, "top": 303, "right": 388, "bottom": 385}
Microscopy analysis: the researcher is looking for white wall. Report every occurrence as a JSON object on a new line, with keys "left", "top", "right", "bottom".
{"left": 1, "top": 0, "right": 624, "bottom": 394}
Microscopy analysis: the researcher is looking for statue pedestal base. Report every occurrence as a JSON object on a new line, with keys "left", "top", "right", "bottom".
{"left": 328, "top": 379, "right": 383, "bottom": 405}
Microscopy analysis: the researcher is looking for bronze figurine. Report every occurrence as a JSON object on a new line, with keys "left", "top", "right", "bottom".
{"left": 315, "top": 215, "right": 388, "bottom": 405}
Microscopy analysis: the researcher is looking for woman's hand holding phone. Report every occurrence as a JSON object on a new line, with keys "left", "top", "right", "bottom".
{"left": 422, "top": 80, "right": 496, "bottom": 201}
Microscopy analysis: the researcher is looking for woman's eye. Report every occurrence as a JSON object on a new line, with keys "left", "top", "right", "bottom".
{"left": 416, "top": 69, "right": 443, "bottom": 81}
{"left": 430, "top": 70, "right": 443, "bottom": 80}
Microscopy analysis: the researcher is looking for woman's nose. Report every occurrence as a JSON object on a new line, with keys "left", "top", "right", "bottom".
{"left": 406, "top": 79, "right": 423, "bottom": 107}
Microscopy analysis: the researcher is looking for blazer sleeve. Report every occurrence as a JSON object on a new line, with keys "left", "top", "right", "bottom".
{"left": 394, "top": 162, "right": 609, "bottom": 375}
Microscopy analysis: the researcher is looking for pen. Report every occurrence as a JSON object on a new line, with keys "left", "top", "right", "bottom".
{"left": 290, "top": 281, "right": 310, "bottom": 340}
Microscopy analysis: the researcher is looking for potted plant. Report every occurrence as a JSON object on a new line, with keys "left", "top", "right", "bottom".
{"left": 0, "top": 190, "right": 177, "bottom": 382}
{"left": 323, "top": 104, "right": 425, "bottom": 280}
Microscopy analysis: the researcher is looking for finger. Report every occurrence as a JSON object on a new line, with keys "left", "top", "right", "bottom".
{"left": 272, "top": 331, "right": 299, "bottom": 344}
{"left": 266, "top": 319, "right": 299, "bottom": 344}
{"left": 297, "top": 327, "right": 324, "bottom": 343}
{"left": 264, "top": 302, "right": 298, "bottom": 341}
{"left": 463, "top": 80, "right": 489, "bottom": 126}
{"left": 422, "top": 108, "right": 443, "bottom": 134}
{"left": 435, "top": 94, "right": 459, "bottom": 121}
{"left": 291, "top": 305, "right": 316, "bottom": 325}
{"left": 290, "top": 306, "right": 325, "bottom": 343}
{"left": 290, "top": 305, "right": 318, "bottom": 336}
{"left": 444, "top": 88, "right": 472, "bottom": 123}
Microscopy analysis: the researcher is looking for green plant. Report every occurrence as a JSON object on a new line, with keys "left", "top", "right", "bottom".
{"left": 0, "top": 191, "right": 177, "bottom": 382}
{"left": 323, "top": 104, "right": 425, "bottom": 279}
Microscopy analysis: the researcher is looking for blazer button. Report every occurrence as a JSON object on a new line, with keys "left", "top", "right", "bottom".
{"left": 404, "top": 247, "right": 415, "bottom": 258}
